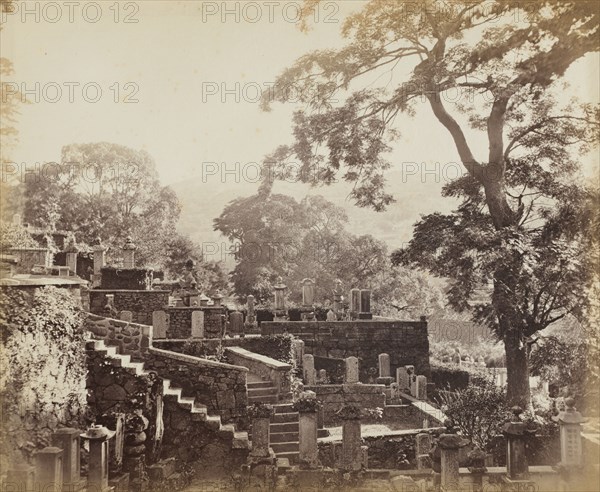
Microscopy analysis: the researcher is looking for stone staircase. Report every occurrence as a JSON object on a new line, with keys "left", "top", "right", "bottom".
{"left": 88, "top": 340, "right": 250, "bottom": 450}
{"left": 247, "top": 379, "right": 329, "bottom": 465}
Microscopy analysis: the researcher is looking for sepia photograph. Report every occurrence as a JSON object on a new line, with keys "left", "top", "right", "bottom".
{"left": 0, "top": 1, "right": 599, "bottom": 490}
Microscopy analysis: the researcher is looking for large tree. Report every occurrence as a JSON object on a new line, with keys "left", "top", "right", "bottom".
{"left": 261, "top": 0, "right": 599, "bottom": 406}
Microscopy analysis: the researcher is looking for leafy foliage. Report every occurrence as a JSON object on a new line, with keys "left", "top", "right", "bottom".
{"left": 263, "top": 0, "right": 600, "bottom": 406}
{"left": 438, "top": 377, "right": 510, "bottom": 451}
{"left": 0, "top": 287, "right": 88, "bottom": 464}
{"left": 0, "top": 221, "right": 39, "bottom": 249}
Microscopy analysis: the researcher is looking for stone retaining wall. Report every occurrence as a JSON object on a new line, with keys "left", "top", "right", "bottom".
{"left": 261, "top": 320, "right": 430, "bottom": 381}
{"left": 225, "top": 347, "right": 292, "bottom": 400}
{"left": 164, "top": 306, "right": 224, "bottom": 339}
{"left": 84, "top": 313, "right": 151, "bottom": 359}
{"left": 143, "top": 347, "right": 248, "bottom": 426}
{"left": 304, "top": 384, "right": 386, "bottom": 425}
{"left": 89, "top": 290, "right": 170, "bottom": 325}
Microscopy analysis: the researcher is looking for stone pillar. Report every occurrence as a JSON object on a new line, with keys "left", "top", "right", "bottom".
{"left": 244, "top": 294, "right": 256, "bottom": 334}
{"left": 298, "top": 402, "right": 319, "bottom": 468}
{"left": 332, "top": 279, "right": 343, "bottom": 318}
{"left": 376, "top": 353, "right": 394, "bottom": 385}
{"left": 249, "top": 405, "right": 274, "bottom": 458}
{"left": 35, "top": 447, "right": 63, "bottom": 491}
{"left": 273, "top": 276, "right": 287, "bottom": 319}
{"left": 438, "top": 433, "right": 463, "bottom": 492}
{"left": 302, "top": 354, "right": 316, "bottom": 385}
{"left": 553, "top": 397, "right": 587, "bottom": 468}
{"left": 359, "top": 289, "right": 372, "bottom": 319}
{"left": 502, "top": 406, "right": 534, "bottom": 481}
{"left": 345, "top": 356, "right": 359, "bottom": 384}
{"left": 416, "top": 433, "right": 432, "bottom": 469}
{"left": 468, "top": 448, "right": 488, "bottom": 492}
{"left": 5, "top": 464, "right": 35, "bottom": 491}
{"left": 396, "top": 367, "right": 410, "bottom": 391}
{"left": 339, "top": 405, "right": 363, "bottom": 471}
{"left": 293, "top": 339, "right": 305, "bottom": 366}
{"left": 66, "top": 251, "right": 78, "bottom": 275}
{"left": 81, "top": 425, "right": 115, "bottom": 492}
{"left": 152, "top": 310, "right": 168, "bottom": 339}
{"left": 301, "top": 278, "right": 315, "bottom": 306}
{"left": 191, "top": 310, "right": 204, "bottom": 338}
{"left": 52, "top": 427, "right": 81, "bottom": 488}
{"left": 350, "top": 288, "right": 361, "bottom": 319}
{"left": 416, "top": 375, "right": 428, "bottom": 400}
{"left": 229, "top": 311, "right": 244, "bottom": 337}
{"left": 122, "top": 237, "right": 136, "bottom": 268}
{"left": 93, "top": 241, "right": 106, "bottom": 287}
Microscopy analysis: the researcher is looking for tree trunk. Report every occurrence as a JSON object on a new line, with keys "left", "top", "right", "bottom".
{"left": 504, "top": 325, "right": 530, "bottom": 408}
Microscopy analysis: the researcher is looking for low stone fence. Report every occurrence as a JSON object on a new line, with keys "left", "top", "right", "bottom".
{"left": 225, "top": 347, "right": 292, "bottom": 400}
{"left": 318, "top": 428, "right": 445, "bottom": 470}
{"left": 84, "top": 313, "right": 151, "bottom": 360}
{"left": 89, "top": 289, "right": 170, "bottom": 325}
{"left": 304, "top": 384, "right": 386, "bottom": 425}
{"left": 143, "top": 347, "right": 248, "bottom": 426}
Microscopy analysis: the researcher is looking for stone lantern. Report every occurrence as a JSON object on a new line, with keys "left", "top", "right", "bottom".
{"left": 502, "top": 406, "right": 536, "bottom": 486}
{"left": 80, "top": 424, "right": 116, "bottom": 492}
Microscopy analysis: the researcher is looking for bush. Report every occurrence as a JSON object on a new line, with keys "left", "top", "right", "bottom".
{"left": 437, "top": 377, "right": 510, "bottom": 451}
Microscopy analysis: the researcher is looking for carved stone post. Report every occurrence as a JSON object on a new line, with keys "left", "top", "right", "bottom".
{"left": 468, "top": 448, "right": 488, "bottom": 492}
{"left": 52, "top": 427, "right": 83, "bottom": 489}
{"left": 359, "top": 289, "right": 372, "bottom": 319}
{"left": 273, "top": 276, "right": 287, "bottom": 320}
{"left": 81, "top": 425, "right": 116, "bottom": 492}
{"left": 35, "top": 447, "right": 63, "bottom": 491}
{"left": 249, "top": 404, "right": 275, "bottom": 458}
{"left": 294, "top": 392, "right": 320, "bottom": 468}
{"left": 338, "top": 405, "right": 363, "bottom": 472}
{"left": 332, "top": 279, "right": 343, "bottom": 319}
{"left": 350, "top": 288, "right": 361, "bottom": 320}
{"left": 502, "top": 406, "right": 536, "bottom": 487}
{"left": 121, "top": 236, "right": 136, "bottom": 268}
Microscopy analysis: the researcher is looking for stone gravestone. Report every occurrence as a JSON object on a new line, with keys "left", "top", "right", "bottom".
{"left": 302, "top": 354, "right": 316, "bottom": 386}
{"left": 396, "top": 367, "right": 410, "bottom": 391}
{"left": 191, "top": 310, "right": 204, "bottom": 338}
{"left": 350, "top": 289, "right": 361, "bottom": 317}
{"left": 390, "top": 383, "right": 400, "bottom": 402}
{"left": 119, "top": 311, "right": 133, "bottom": 323}
{"left": 326, "top": 309, "right": 336, "bottom": 321}
{"left": 301, "top": 278, "right": 315, "bottom": 306}
{"left": 345, "top": 356, "right": 359, "bottom": 384}
{"left": 376, "top": 353, "right": 394, "bottom": 385}
{"left": 293, "top": 339, "right": 305, "bottom": 366}
{"left": 416, "top": 375, "right": 427, "bottom": 400}
{"left": 229, "top": 311, "right": 243, "bottom": 337}
{"left": 152, "top": 310, "right": 168, "bottom": 339}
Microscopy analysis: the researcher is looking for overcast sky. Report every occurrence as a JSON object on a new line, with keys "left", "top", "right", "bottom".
{"left": 2, "top": 0, "right": 598, "bottom": 246}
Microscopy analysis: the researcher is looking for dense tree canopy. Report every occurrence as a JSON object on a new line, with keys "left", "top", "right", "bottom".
{"left": 262, "top": 0, "right": 599, "bottom": 406}
{"left": 214, "top": 190, "right": 444, "bottom": 315}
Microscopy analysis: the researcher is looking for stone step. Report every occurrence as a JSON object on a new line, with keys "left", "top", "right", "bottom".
{"left": 273, "top": 403, "right": 294, "bottom": 413}
{"left": 270, "top": 441, "right": 299, "bottom": 453}
{"left": 247, "top": 387, "right": 278, "bottom": 397}
{"left": 275, "top": 451, "right": 299, "bottom": 464}
{"left": 272, "top": 412, "right": 299, "bottom": 423}
{"left": 270, "top": 432, "right": 299, "bottom": 443}
{"left": 317, "top": 428, "right": 330, "bottom": 438}
{"left": 232, "top": 432, "right": 250, "bottom": 449}
{"left": 248, "top": 394, "right": 278, "bottom": 404}
{"left": 270, "top": 422, "right": 299, "bottom": 433}
{"left": 275, "top": 457, "right": 291, "bottom": 474}
{"left": 247, "top": 381, "right": 274, "bottom": 389}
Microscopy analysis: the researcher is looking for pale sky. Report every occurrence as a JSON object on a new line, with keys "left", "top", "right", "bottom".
{"left": 2, "top": 0, "right": 598, "bottom": 247}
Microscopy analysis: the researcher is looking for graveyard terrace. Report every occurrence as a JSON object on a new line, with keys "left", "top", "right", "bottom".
{"left": 262, "top": 319, "right": 431, "bottom": 381}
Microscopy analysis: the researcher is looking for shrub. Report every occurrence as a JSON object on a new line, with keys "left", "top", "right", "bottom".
{"left": 437, "top": 377, "right": 510, "bottom": 451}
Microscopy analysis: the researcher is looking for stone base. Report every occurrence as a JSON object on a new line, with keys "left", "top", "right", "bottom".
{"left": 147, "top": 458, "right": 176, "bottom": 481}
{"left": 247, "top": 449, "right": 277, "bottom": 478}
{"left": 61, "top": 478, "right": 87, "bottom": 492}
{"left": 358, "top": 312, "right": 373, "bottom": 320}
{"left": 108, "top": 473, "right": 130, "bottom": 492}
{"left": 376, "top": 377, "right": 394, "bottom": 385}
